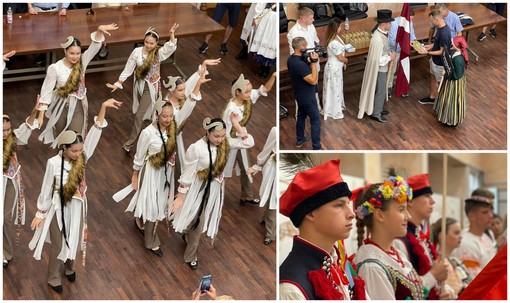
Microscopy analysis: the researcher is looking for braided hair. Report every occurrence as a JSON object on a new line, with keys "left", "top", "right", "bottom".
{"left": 354, "top": 183, "right": 386, "bottom": 248}
{"left": 191, "top": 118, "right": 226, "bottom": 230}
{"left": 60, "top": 134, "right": 84, "bottom": 248}
{"left": 156, "top": 103, "right": 173, "bottom": 189}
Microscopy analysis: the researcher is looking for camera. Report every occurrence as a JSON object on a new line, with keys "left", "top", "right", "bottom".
{"left": 301, "top": 45, "right": 328, "bottom": 63}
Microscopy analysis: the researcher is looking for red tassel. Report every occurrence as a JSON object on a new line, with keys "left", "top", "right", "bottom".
{"left": 352, "top": 276, "right": 367, "bottom": 300}
{"left": 308, "top": 270, "right": 345, "bottom": 300}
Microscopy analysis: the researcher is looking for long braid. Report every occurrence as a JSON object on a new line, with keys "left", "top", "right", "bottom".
{"left": 356, "top": 216, "right": 365, "bottom": 248}
{"left": 191, "top": 137, "right": 213, "bottom": 230}
{"left": 60, "top": 150, "right": 70, "bottom": 248}
{"left": 156, "top": 122, "right": 171, "bottom": 189}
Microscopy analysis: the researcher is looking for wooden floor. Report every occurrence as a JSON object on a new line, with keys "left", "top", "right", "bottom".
{"left": 280, "top": 20, "right": 507, "bottom": 150}
{"left": 3, "top": 5, "right": 276, "bottom": 300}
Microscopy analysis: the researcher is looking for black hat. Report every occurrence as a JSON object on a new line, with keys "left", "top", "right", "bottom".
{"left": 374, "top": 9, "right": 395, "bottom": 23}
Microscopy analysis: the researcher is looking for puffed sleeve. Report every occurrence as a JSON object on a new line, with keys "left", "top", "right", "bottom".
{"left": 222, "top": 103, "right": 235, "bottom": 136}
{"left": 81, "top": 31, "right": 105, "bottom": 67}
{"left": 38, "top": 64, "right": 58, "bottom": 109}
{"left": 83, "top": 116, "right": 108, "bottom": 159}
{"left": 133, "top": 127, "right": 151, "bottom": 171}
{"left": 14, "top": 118, "right": 39, "bottom": 145}
{"left": 117, "top": 48, "right": 139, "bottom": 84}
{"left": 254, "top": 127, "right": 276, "bottom": 170}
{"left": 178, "top": 141, "right": 201, "bottom": 187}
{"left": 250, "top": 85, "right": 268, "bottom": 104}
{"left": 184, "top": 64, "right": 207, "bottom": 100}
{"left": 228, "top": 131, "right": 254, "bottom": 150}
{"left": 357, "top": 261, "right": 396, "bottom": 299}
{"left": 158, "top": 39, "right": 178, "bottom": 61}
{"left": 35, "top": 159, "right": 56, "bottom": 219}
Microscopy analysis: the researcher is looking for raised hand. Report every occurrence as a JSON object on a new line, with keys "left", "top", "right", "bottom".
{"left": 106, "top": 82, "right": 122, "bottom": 92}
{"left": 3, "top": 50, "right": 16, "bottom": 62}
{"left": 202, "top": 58, "right": 221, "bottom": 67}
{"left": 98, "top": 23, "right": 119, "bottom": 36}
{"left": 103, "top": 98, "right": 123, "bottom": 109}
{"left": 169, "top": 23, "right": 180, "bottom": 34}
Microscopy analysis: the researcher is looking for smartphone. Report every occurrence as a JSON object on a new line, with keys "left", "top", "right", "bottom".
{"left": 199, "top": 275, "right": 212, "bottom": 293}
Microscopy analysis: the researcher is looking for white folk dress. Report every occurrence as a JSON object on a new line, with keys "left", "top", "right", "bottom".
{"left": 38, "top": 31, "right": 105, "bottom": 148}
{"left": 118, "top": 40, "right": 177, "bottom": 121}
{"left": 249, "top": 6, "right": 277, "bottom": 66}
{"left": 29, "top": 117, "right": 107, "bottom": 262}
{"left": 3, "top": 120, "right": 38, "bottom": 229}
{"left": 125, "top": 124, "right": 175, "bottom": 222}
{"left": 222, "top": 86, "right": 267, "bottom": 178}
{"left": 323, "top": 36, "right": 346, "bottom": 120}
{"left": 169, "top": 65, "right": 204, "bottom": 173}
{"left": 354, "top": 242, "right": 424, "bottom": 300}
{"left": 240, "top": 3, "right": 267, "bottom": 41}
{"left": 252, "top": 126, "right": 276, "bottom": 210}
{"left": 172, "top": 134, "right": 254, "bottom": 239}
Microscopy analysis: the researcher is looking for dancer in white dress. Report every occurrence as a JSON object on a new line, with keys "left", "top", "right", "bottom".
{"left": 37, "top": 24, "right": 119, "bottom": 148}
{"left": 124, "top": 98, "right": 178, "bottom": 257}
{"left": 162, "top": 58, "right": 221, "bottom": 174}
{"left": 352, "top": 177, "right": 424, "bottom": 300}
{"left": 236, "top": 2, "right": 267, "bottom": 60}
{"left": 323, "top": 18, "right": 348, "bottom": 120}
{"left": 3, "top": 99, "right": 40, "bottom": 267}
{"left": 247, "top": 126, "right": 276, "bottom": 245}
{"left": 171, "top": 114, "right": 254, "bottom": 270}
{"left": 106, "top": 24, "right": 179, "bottom": 153}
{"left": 221, "top": 73, "right": 275, "bottom": 205}
{"left": 249, "top": 3, "right": 277, "bottom": 78}
{"left": 29, "top": 99, "right": 121, "bottom": 293}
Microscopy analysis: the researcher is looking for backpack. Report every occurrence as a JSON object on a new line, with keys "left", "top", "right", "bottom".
{"left": 313, "top": 4, "right": 329, "bottom": 20}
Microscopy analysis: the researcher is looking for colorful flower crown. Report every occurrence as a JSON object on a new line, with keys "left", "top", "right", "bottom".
{"left": 355, "top": 176, "right": 413, "bottom": 219}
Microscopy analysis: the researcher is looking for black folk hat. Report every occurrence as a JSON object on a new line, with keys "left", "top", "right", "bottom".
{"left": 374, "top": 9, "right": 395, "bottom": 23}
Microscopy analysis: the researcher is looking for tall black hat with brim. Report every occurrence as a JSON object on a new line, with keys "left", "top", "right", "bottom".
{"left": 374, "top": 9, "right": 395, "bottom": 23}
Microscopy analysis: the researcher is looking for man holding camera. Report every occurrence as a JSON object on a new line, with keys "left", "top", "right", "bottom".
{"left": 358, "top": 9, "right": 396, "bottom": 123}
{"left": 287, "top": 37, "right": 321, "bottom": 150}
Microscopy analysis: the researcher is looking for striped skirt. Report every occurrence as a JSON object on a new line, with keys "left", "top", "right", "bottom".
{"left": 434, "top": 75, "right": 466, "bottom": 126}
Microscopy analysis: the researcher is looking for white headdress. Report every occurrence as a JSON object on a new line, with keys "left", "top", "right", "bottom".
{"left": 203, "top": 118, "right": 225, "bottom": 131}
{"left": 57, "top": 130, "right": 77, "bottom": 147}
{"left": 163, "top": 76, "right": 182, "bottom": 91}
{"left": 60, "top": 36, "right": 75, "bottom": 49}
{"left": 154, "top": 95, "right": 167, "bottom": 115}
{"left": 231, "top": 74, "right": 250, "bottom": 98}
{"left": 145, "top": 27, "right": 159, "bottom": 41}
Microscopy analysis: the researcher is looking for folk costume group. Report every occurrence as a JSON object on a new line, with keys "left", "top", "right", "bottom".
{"left": 3, "top": 19, "right": 277, "bottom": 294}
{"left": 279, "top": 159, "right": 501, "bottom": 300}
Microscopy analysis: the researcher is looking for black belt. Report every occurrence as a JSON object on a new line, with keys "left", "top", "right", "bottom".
{"left": 36, "top": 6, "right": 57, "bottom": 10}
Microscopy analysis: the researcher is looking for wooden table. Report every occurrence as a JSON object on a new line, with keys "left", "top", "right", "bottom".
{"left": 3, "top": 3, "right": 225, "bottom": 82}
{"left": 280, "top": 3, "right": 506, "bottom": 73}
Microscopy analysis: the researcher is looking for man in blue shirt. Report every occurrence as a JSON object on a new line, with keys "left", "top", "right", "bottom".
{"left": 388, "top": 8, "right": 416, "bottom": 98}
{"left": 28, "top": 3, "right": 69, "bottom": 16}
{"left": 418, "top": 9, "right": 451, "bottom": 105}
{"left": 287, "top": 37, "right": 321, "bottom": 150}
{"left": 428, "top": 3, "right": 462, "bottom": 43}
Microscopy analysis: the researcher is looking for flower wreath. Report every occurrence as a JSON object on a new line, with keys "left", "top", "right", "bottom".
{"left": 355, "top": 176, "right": 413, "bottom": 219}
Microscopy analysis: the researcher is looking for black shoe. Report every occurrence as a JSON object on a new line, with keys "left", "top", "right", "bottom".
{"left": 66, "top": 272, "right": 76, "bottom": 283}
{"left": 50, "top": 285, "right": 63, "bottom": 294}
{"left": 369, "top": 115, "right": 387, "bottom": 123}
{"left": 149, "top": 247, "right": 163, "bottom": 257}
{"left": 220, "top": 43, "right": 228, "bottom": 55}
{"left": 296, "top": 135, "right": 311, "bottom": 148}
{"left": 400, "top": 92, "right": 409, "bottom": 98}
{"left": 263, "top": 238, "right": 272, "bottom": 245}
{"left": 489, "top": 28, "right": 497, "bottom": 38}
{"left": 123, "top": 145, "right": 131, "bottom": 153}
{"left": 387, "top": 87, "right": 392, "bottom": 99}
{"left": 99, "top": 45, "right": 109, "bottom": 59}
{"left": 198, "top": 42, "right": 209, "bottom": 54}
{"left": 3, "top": 259, "right": 9, "bottom": 267}
{"left": 188, "top": 261, "right": 198, "bottom": 270}
{"left": 236, "top": 44, "right": 248, "bottom": 59}
{"left": 381, "top": 110, "right": 389, "bottom": 116}
{"left": 240, "top": 198, "right": 260, "bottom": 205}
{"left": 477, "top": 32, "right": 486, "bottom": 42}
{"left": 418, "top": 97, "right": 435, "bottom": 105}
